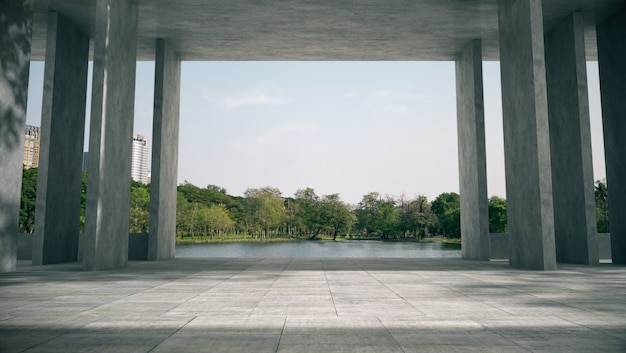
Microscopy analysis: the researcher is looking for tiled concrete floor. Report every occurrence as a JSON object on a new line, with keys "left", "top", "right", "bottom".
{"left": 1, "top": 258, "right": 625, "bottom": 352}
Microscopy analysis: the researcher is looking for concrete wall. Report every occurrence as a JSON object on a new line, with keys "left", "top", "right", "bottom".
{"left": 489, "top": 233, "right": 611, "bottom": 261}
{"left": 148, "top": 39, "right": 181, "bottom": 261}
{"left": 456, "top": 39, "right": 490, "bottom": 261}
{"left": 0, "top": 0, "right": 33, "bottom": 273}
{"left": 497, "top": 0, "right": 556, "bottom": 270}
{"left": 597, "top": 233, "right": 612, "bottom": 261}
{"left": 489, "top": 234, "right": 510, "bottom": 260}
{"left": 32, "top": 12, "right": 89, "bottom": 265}
{"left": 83, "top": 0, "right": 138, "bottom": 270}
{"left": 129, "top": 234, "right": 149, "bottom": 261}
{"left": 17, "top": 234, "right": 33, "bottom": 260}
{"left": 18, "top": 234, "right": 149, "bottom": 261}
{"left": 545, "top": 12, "right": 598, "bottom": 265}
{"left": 597, "top": 6, "right": 626, "bottom": 264}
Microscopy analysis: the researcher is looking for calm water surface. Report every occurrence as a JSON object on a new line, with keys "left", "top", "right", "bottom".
{"left": 176, "top": 240, "right": 461, "bottom": 258}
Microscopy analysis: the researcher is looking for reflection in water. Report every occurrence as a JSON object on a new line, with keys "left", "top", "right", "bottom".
{"left": 176, "top": 240, "right": 461, "bottom": 258}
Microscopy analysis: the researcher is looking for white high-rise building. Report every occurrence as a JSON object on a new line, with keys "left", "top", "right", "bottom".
{"left": 23, "top": 125, "right": 41, "bottom": 169}
{"left": 131, "top": 134, "right": 149, "bottom": 184}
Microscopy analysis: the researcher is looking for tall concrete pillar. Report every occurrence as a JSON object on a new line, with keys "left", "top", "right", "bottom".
{"left": 498, "top": 0, "right": 556, "bottom": 270}
{"left": 544, "top": 13, "right": 598, "bottom": 265}
{"left": 597, "top": 5, "right": 626, "bottom": 264}
{"left": 148, "top": 39, "right": 181, "bottom": 261}
{"left": 83, "top": 0, "right": 138, "bottom": 270}
{"left": 0, "top": 0, "right": 33, "bottom": 273}
{"left": 455, "top": 39, "right": 490, "bottom": 261}
{"left": 32, "top": 12, "right": 89, "bottom": 266}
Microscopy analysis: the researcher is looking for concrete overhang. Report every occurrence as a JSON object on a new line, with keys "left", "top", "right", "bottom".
{"left": 30, "top": 0, "right": 625, "bottom": 61}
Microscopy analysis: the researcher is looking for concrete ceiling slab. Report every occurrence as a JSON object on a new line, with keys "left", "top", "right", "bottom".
{"left": 30, "top": 0, "right": 625, "bottom": 61}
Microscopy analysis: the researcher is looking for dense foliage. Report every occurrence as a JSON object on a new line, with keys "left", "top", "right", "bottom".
{"left": 31, "top": 169, "right": 624, "bottom": 239}
{"left": 595, "top": 180, "right": 609, "bottom": 233}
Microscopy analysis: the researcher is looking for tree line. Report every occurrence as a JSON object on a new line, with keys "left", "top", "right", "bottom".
{"left": 18, "top": 167, "right": 611, "bottom": 238}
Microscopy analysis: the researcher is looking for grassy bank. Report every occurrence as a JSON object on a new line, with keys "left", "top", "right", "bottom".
{"left": 419, "top": 237, "right": 461, "bottom": 245}
{"left": 176, "top": 234, "right": 461, "bottom": 245}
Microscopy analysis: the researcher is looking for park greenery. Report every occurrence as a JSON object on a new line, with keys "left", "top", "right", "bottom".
{"left": 18, "top": 167, "right": 611, "bottom": 241}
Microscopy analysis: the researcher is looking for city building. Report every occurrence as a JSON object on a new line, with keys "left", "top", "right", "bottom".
{"left": 131, "top": 134, "right": 150, "bottom": 184}
{"left": 23, "top": 125, "right": 40, "bottom": 169}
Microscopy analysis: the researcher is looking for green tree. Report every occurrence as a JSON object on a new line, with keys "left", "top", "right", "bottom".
{"left": 398, "top": 194, "right": 434, "bottom": 238}
{"left": 431, "top": 192, "right": 461, "bottom": 238}
{"left": 488, "top": 196, "right": 507, "bottom": 233}
{"left": 355, "top": 192, "right": 380, "bottom": 235}
{"left": 129, "top": 184, "right": 150, "bottom": 233}
{"left": 595, "top": 180, "right": 609, "bottom": 233}
{"left": 318, "top": 194, "right": 356, "bottom": 240}
{"left": 283, "top": 197, "right": 302, "bottom": 238}
{"left": 176, "top": 191, "right": 190, "bottom": 237}
{"left": 294, "top": 188, "right": 321, "bottom": 237}
{"left": 79, "top": 171, "right": 87, "bottom": 233}
{"left": 206, "top": 204, "right": 235, "bottom": 240}
{"left": 19, "top": 167, "right": 38, "bottom": 233}
{"left": 244, "top": 187, "right": 285, "bottom": 238}
{"left": 355, "top": 192, "right": 400, "bottom": 238}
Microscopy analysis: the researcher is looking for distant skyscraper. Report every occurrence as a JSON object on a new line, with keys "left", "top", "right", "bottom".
{"left": 131, "top": 134, "right": 150, "bottom": 184}
{"left": 23, "top": 125, "right": 41, "bottom": 169}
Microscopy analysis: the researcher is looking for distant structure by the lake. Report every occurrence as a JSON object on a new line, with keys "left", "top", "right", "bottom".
{"left": 24, "top": 125, "right": 150, "bottom": 184}
{"left": 131, "top": 134, "right": 150, "bottom": 184}
{"left": 23, "top": 125, "right": 41, "bottom": 169}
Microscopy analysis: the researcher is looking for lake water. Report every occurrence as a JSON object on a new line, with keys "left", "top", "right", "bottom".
{"left": 176, "top": 240, "right": 461, "bottom": 258}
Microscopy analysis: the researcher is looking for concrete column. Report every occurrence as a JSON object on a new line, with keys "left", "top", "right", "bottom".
{"left": 544, "top": 12, "right": 598, "bottom": 265}
{"left": 32, "top": 12, "right": 89, "bottom": 266}
{"left": 597, "top": 5, "right": 626, "bottom": 264}
{"left": 455, "top": 39, "right": 490, "bottom": 261}
{"left": 0, "top": 0, "right": 33, "bottom": 273}
{"left": 498, "top": 0, "right": 556, "bottom": 270}
{"left": 83, "top": 0, "right": 138, "bottom": 270}
{"left": 148, "top": 39, "right": 181, "bottom": 261}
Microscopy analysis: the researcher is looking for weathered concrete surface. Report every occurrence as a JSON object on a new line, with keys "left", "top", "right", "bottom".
{"left": 545, "top": 12, "right": 598, "bottom": 265}
{"left": 32, "top": 12, "right": 89, "bottom": 266}
{"left": 0, "top": 0, "right": 33, "bottom": 273}
{"left": 26, "top": 0, "right": 624, "bottom": 61}
{"left": 598, "top": 233, "right": 612, "bottom": 260}
{"left": 597, "top": 5, "right": 626, "bottom": 265}
{"left": 19, "top": 234, "right": 150, "bottom": 261}
{"left": 1, "top": 258, "right": 625, "bottom": 352}
{"left": 83, "top": 0, "right": 138, "bottom": 270}
{"left": 456, "top": 39, "right": 490, "bottom": 261}
{"left": 129, "top": 234, "right": 149, "bottom": 261}
{"left": 497, "top": 0, "right": 556, "bottom": 270}
{"left": 148, "top": 39, "right": 181, "bottom": 261}
{"left": 489, "top": 233, "right": 612, "bottom": 261}
{"left": 489, "top": 233, "right": 509, "bottom": 260}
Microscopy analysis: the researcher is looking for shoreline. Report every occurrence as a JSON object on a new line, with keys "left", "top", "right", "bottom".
{"left": 176, "top": 236, "right": 461, "bottom": 246}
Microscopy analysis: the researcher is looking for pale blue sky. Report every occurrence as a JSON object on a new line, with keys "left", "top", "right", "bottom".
{"left": 26, "top": 61, "right": 606, "bottom": 204}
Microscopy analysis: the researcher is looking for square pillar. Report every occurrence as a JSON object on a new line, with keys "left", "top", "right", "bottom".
{"left": 498, "top": 0, "right": 556, "bottom": 270}
{"left": 597, "top": 5, "right": 626, "bottom": 264}
{"left": 32, "top": 12, "right": 89, "bottom": 265}
{"left": 148, "top": 39, "right": 181, "bottom": 261}
{"left": 83, "top": 0, "right": 138, "bottom": 270}
{"left": 0, "top": 0, "right": 33, "bottom": 273}
{"left": 545, "top": 12, "right": 598, "bottom": 265}
{"left": 455, "top": 39, "right": 490, "bottom": 261}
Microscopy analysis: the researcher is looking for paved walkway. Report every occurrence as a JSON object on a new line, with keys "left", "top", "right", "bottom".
{"left": 1, "top": 258, "right": 625, "bottom": 352}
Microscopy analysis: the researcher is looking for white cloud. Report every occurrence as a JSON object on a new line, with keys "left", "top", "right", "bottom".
{"left": 336, "top": 91, "right": 358, "bottom": 100}
{"left": 256, "top": 124, "right": 318, "bottom": 146}
{"left": 383, "top": 105, "right": 409, "bottom": 115}
{"left": 223, "top": 90, "right": 285, "bottom": 109}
